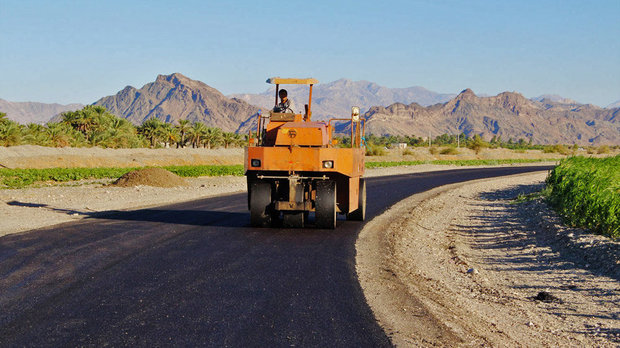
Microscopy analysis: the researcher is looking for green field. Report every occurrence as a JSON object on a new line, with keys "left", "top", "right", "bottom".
{"left": 0, "top": 158, "right": 557, "bottom": 189}
{"left": 545, "top": 155, "right": 619, "bottom": 238}
{"left": 0, "top": 165, "right": 246, "bottom": 189}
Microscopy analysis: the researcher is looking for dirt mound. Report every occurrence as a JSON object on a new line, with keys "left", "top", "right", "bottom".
{"left": 111, "top": 168, "right": 187, "bottom": 188}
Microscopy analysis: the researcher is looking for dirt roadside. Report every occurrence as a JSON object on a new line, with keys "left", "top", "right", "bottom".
{"left": 0, "top": 145, "right": 244, "bottom": 169}
{"left": 357, "top": 172, "right": 619, "bottom": 347}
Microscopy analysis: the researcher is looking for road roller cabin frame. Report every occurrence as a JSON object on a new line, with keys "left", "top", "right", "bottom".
{"left": 245, "top": 77, "right": 366, "bottom": 229}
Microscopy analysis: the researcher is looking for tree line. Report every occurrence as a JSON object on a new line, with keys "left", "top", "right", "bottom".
{"left": 336, "top": 132, "right": 541, "bottom": 151}
{"left": 0, "top": 106, "right": 245, "bottom": 149}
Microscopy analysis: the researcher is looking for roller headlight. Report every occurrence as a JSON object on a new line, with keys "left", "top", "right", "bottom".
{"left": 351, "top": 106, "right": 360, "bottom": 122}
{"left": 251, "top": 159, "right": 261, "bottom": 167}
{"left": 322, "top": 160, "right": 334, "bottom": 169}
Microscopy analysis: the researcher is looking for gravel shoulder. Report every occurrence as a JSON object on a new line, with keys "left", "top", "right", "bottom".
{"left": 357, "top": 172, "right": 619, "bottom": 347}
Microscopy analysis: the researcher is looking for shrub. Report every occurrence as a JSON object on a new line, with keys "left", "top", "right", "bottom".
{"left": 543, "top": 144, "right": 570, "bottom": 155}
{"left": 365, "top": 144, "right": 386, "bottom": 156}
{"left": 467, "top": 135, "right": 489, "bottom": 154}
{"left": 440, "top": 147, "right": 460, "bottom": 155}
{"left": 597, "top": 145, "right": 610, "bottom": 154}
{"left": 429, "top": 146, "right": 439, "bottom": 155}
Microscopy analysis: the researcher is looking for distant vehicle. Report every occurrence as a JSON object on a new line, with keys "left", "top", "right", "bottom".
{"left": 245, "top": 77, "right": 366, "bottom": 229}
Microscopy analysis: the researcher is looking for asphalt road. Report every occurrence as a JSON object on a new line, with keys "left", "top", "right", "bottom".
{"left": 0, "top": 166, "right": 552, "bottom": 347}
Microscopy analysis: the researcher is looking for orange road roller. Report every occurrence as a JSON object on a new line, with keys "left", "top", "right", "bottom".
{"left": 245, "top": 77, "right": 366, "bottom": 229}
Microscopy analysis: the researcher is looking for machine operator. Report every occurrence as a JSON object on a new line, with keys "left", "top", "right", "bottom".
{"left": 274, "top": 89, "right": 295, "bottom": 113}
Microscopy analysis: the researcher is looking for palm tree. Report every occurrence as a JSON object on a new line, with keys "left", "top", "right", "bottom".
{"left": 159, "top": 123, "right": 179, "bottom": 148}
{"left": 62, "top": 105, "right": 100, "bottom": 135}
{"left": 110, "top": 117, "right": 140, "bottom": 148}
{"left": 221, "top": 132, "right": 241, "bottom": 149}
{"left": 188, "top": 122, "right": 207, "bottom": 148}
{"left": 138, "top": 118, "right": 164, "bottom": 147}
{"left": 44, "top": 122, "right": 72, "bottom": 147}
{"left": 22, "top": 123, "right": 46, "bottom": 145}
{"left": 234, "top": 133, "right": 244, "bottom": 147}
{"left": 0, "top": 120, "right": 22, "bottom": 146}
{"left": 175, "top": 119, "right": 191, "bottom": 148}
{"left": 203, "top": 127, "right": 223, "bottom": 149}
{"left": 95, "top": 117, "right": 142, "bottom": 148}
{"left": 62, "top": 105, "right": 125, "bottom": 147}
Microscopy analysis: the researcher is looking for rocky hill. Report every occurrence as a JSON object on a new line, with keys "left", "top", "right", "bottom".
{"left": 230, "top": 78, "right": 455, "bottom": 120}
{"left": 0, "top": 99, "right": 83, "bottom": 124}
{"left": 530, "top": 94, "right": 579, "bottom": 105}
{"left": 359, "top": 89, "right": 619, "bottom": 145}
{"left": 93, "top": 73, "right": 260, "bottom": 132}
{"left": 607, "top": 99, "right": 620, "bottom": 109}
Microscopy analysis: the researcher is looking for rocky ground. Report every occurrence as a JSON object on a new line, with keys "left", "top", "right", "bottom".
{"left": 357, "top": 172, "right": 619, "bottom": 347}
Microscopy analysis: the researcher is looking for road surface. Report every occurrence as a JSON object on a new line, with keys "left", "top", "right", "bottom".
{"left": 0, "top": 166, "right": 552, "bottom": 346}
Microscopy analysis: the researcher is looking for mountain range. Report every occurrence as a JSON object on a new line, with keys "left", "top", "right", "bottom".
{"left": 359, "top": 89, "right": 619, "bottom": 145}
{"left": 230, "top": 79, "right": 456, "bottom": 120}
{"left": 0, "top": 99, "right": 83, "bottom": 124}
{"left": 1, "top": 73, "right": 618, "bottom": 144}
{"left": 530, "top": 94, "right": 578, "bottom": 105}
{"left": 607, "top": 100, "right": 620, "bottom": 109}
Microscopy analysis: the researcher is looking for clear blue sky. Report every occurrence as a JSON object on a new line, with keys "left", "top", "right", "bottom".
{"left": 1, "top": 0, "right": 619, "bottom": 107}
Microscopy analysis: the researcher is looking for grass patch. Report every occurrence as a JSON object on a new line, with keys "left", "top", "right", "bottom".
{"left": 164, "top": 165, "right": 244, "bottom": 177}
{"left": 0, "top": 165, "right": 245, "bottom": 189}
{"left": 545, "top": 155, "right": 619, "bottom": 238}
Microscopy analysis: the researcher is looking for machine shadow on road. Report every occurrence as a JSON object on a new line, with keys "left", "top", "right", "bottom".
{"left": 87, "top": 208, "right": 356, "bottom": 233}
{"left": 87, "top": 209, "right": 251, "bottom": 228}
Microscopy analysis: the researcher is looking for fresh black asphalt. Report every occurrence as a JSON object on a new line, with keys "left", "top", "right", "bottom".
{"left": 0, "top": 166, "right": 553, "bottom": 347}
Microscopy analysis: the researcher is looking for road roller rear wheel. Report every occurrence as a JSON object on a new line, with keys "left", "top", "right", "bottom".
{"left": 315, "top": 180, "right": 336, "bottom": 229}
{"left": 250, "top": 182, "right": 273, "bottom": 227}
{"left": 347, "top": 178, "right": 366, "bottom": 221}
